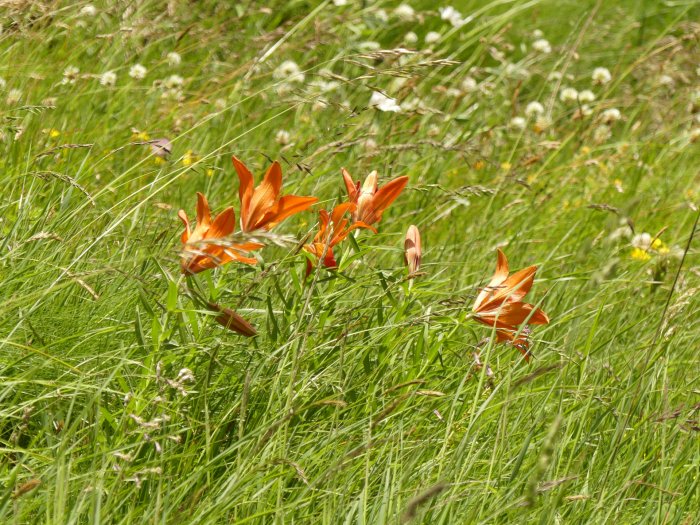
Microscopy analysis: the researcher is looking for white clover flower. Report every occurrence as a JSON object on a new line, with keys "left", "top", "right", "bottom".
{"left": 601, "top": 108, "right": 622, "bottom": 123}
{"left": 401, "top": 97, "right": 421, "bottom": 111}
{"left": 547, "top": 71, "right": 563, "bottom": 81}
{"left": 533, "top": 115, "right": 551, "bottom": 133}
{"left": 332, "top": 0, "right": 348, "bottom": 5}
{"left": 425, "top": 31, "right": 441, "bottom": 45}
{"left": 99, "top": 71, "right": 117, "bottom": 86}
{"left": 374, "top": 9, "right": 389, "bottom": 22}
{"left": 363, "top": 138, "right": 378, "bottom": 153}
{"left": 460, "top": 76, "right": 477, "bottom": 93}
{"left": 532, "top": 29, "right": 544, "bottom": 39}
{"left": 167, "top": 52, "right": 181, "bottom": 67}
{"left": 276, "top": 83, "right": 293, "bottom": 96}
{"left": 358, "top": 41, "right": 381, "bottom": 51}
{"left": 6, "top": 88, "right": 21, "bottom": 105}
{"left": 525, "top": 101, "right": 544, "bottom": 116}
{"left": 439, "top": 6, "right": 466, "bottom": 27}
{"left": 312, "top": 98, "right": 329, "bottom": 112}
{"left": 0, "top": 77, "right": 6, "bottom": 90}
{"left": 504, "top": 63, "right": 530, "bottom": 80}
{"left": 657, "top": 74, "right": 674, "bottom": 88}
{"left": 80, "top": 4, "right": 97, "bottom": 16}
{"left": 129, "top": 64, "right": 147, "bottom": 79}
{"left": 631, "top": 233, "right": 652, "bottom": 250}
{"left": 532, "top": 39, "right": 552, "bottom": 53}
{"left": 274, "top": 60, "right": 305, "bottom": 83}
{"left": 509, "top": 116, "right": 526, "bottom": 129}
{"left": 592, "top": 67, "right": 611, "bottom": 85}
{"left": 214, "top": 98, "right": 227, "bottom": 111}
{"left": 310, "top": 79, "right": 339, "bottom": 93}
{"left": 446, "top": 87, "right": 462, "bottom": 97}
{"left": 395, "top": 4, "right": 415, "bottom": 21}
{"left": 593, "top": 124, "right": 612, "bottom": 143}
{"left": 578, "top": 89, "right": 595, "bottom": 103}
{"left": 608, "top": 220, "right": 633, "bottom": 242}
{"left": 275, "top": 129, "right": 291, "bottom": 145}
{"left": 160, "top": 89, "right": 183, "bottom": 102}
{"left": 573, "top": 105, "right": 593, "bottom": 119}
{"left": 559, "top": 87, "right": 578, "bottom": 103}
{"left": 690, "top": 128, "right": 700, "bottom": 143}
{"left": 62, "top": 66, "right": 80, "bottom": 84}
{"left": 164, "top": 74, "right": 184, "bottom": 89}
{"left": 369, "top": 91, "right": 401, "bottom": 112}
{"left": 404, "top": 31, "right": 418, "bottom": 44}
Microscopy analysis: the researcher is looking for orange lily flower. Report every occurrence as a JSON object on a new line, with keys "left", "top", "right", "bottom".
{"left": 472, "top": 249, "right": 549, "bottom": 360}
{"left": 303, "top": 202, "right": 376, "bottom": 275}
{"left": 404, "top": 225, "right": 421, "bottom": 276}
{"left": 178, "top": 192, "right": 262, "bottom": 274}
{"left": 342, "top": 168, "right": 408, "bottom": 225}
{"left": 232, "top": 155, "right": 318, "bottom": 232}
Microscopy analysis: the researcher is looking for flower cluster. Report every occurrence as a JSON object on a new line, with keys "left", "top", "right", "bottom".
{"left": 176, "top": 154, "right": 549, "bottom": 361}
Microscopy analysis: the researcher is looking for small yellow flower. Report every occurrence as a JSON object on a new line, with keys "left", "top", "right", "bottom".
{"left": 132, "top": 131, "right": 150, "bottom": 141}
{"left": 631, "top": 248, "right": 651, "bottom": 261}
{"left": 500, "top": 162, "right": 512, "bottom": 171}
{"left": 580, "top": 146, "right": 591, "bottom": 155}
{"left": 182, "top": 150, "right": 198, "bottom": 167}
{"left": 651, "top": 238, "right": 669, "bottom": 254}
{"left": 49, "top": 129, "right": 61, "bottom": 138}
{"left": 154, "top": 157, "right": 166, "bottom": 165}
{"left": 474, "top": 160, "right": 485, "bottom": 170}
{"left": 206, "top": 168, "right": 214, "bottom": 177}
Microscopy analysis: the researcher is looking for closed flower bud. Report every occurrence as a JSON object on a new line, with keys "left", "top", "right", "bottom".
{"left": 404, "top": 225, "right": 421, "bottom": 276}
{"left": 209, "top": 303, "right": 257, "bottom": 337}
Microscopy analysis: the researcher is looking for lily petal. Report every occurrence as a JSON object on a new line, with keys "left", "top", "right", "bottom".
{"left": 232, "top": 156, "right": 255, "bottom": 227}
{"left": 205, "top": 207, "right": 236, "bottom": 239}
{"left": 476, "top": 301, "right": 549, "bottom": 328}
{"left": 474, "top": 249, "right": 510, "bottom": 310}
{"left": 266, "top": 195, "right": 318, "bottom": 229}
{"left": 363, "top": 175, "right": 408, "bottom": 224}
{"left": 244, "top": 161, "right": 282, "bottom": 231}
{"left": 342, "top": 168, "right": 358, "bottom": 203}
{"left": 178, "top": 209, "right": 190, "bottom": 243}
{"left": 478, "top": 266, "right": 537, "bottom": 311}
{"left": 331, "top": 202, "right": 356, "bottom": 225}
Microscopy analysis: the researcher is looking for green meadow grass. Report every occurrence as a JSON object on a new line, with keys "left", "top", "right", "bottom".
{"left": 2, "top": 0, "right": 700, "bottom": 523}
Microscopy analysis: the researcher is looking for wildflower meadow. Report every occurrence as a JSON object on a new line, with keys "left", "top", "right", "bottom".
{"left": 2, "top": 1, "right": 700, "bottom": 523}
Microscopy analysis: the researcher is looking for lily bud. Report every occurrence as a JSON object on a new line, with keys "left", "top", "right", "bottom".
{"left": 404, "top": 225, "right": 421, "bottom": 276}
{"left": 208, "top": 302, "right": 257, "bottom": 337}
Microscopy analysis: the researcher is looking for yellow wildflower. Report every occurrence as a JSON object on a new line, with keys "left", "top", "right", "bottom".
{"left": 182, "top": 150, "right": 198, "bottom": 167}
{"left": 474, "top": 160, "right": 485, "bottom": 170}
{"left": 631, "top": 248, "right": 651, "bottom": 261}
{"left": 154, "top": 157, "right": 166, "bottom": 165}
